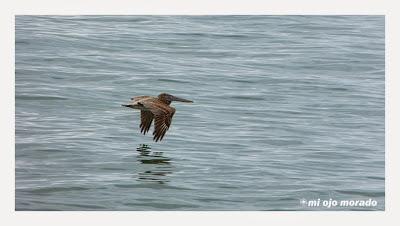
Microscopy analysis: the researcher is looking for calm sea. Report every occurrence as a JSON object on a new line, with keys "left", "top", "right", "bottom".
{"left": 15, "top": 16, "right": 385, "bottom": 210}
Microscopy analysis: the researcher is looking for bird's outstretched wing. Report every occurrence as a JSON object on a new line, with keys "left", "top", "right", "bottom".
{"left": 140, "top": 100, "right": 175, "bottom": 142}
{"left": 140, "top": 111, "right": 153, "bottom": 135}
{"left": 152, "top": 108, "right": 175, "bottom": 142}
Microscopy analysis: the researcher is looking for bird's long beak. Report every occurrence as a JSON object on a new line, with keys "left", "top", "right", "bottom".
{"left": 171, "top": 96, "right": 193, "bottom": 103}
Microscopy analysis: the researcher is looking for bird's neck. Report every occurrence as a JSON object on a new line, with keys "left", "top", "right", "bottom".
{"left": 158, "top": 96, "right": 171, "bottom": 105}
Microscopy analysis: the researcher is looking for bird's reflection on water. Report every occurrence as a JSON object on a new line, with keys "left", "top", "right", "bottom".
{"left": 136, "top": 144, "right": 173, "bottom": 184}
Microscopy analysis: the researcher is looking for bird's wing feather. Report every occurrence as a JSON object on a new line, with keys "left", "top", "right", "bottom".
{"left": 141, "top": 101, "right": 175, "bottom": 142}
{"left": 123, "top": 96, "right": 151, "bottom": 107}
{"left": 141, "top": 102, "right": 175, "bottom": 142}
{"left": 153, "top": 112, "right": 171, "bottom": 142}
{"left": 140, "top": 110, "right": 154, "bottom": 135}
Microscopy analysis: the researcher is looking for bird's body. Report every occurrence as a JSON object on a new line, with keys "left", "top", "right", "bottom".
{"left": 122, "top": 93, "right": 192, "bottom": 142}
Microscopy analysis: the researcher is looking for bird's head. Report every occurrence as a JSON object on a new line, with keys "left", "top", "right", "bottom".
{"left": 158, "top": 93, "right": 193, "bottom": 105}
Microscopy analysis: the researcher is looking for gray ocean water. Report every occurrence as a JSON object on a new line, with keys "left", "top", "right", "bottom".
{"left": 15, "top": 16, "right": 385, "bottom": 211}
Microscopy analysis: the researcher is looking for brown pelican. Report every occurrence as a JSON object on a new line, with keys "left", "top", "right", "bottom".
{"left": 122, "top": 93, "right": 193, "bottom": 142}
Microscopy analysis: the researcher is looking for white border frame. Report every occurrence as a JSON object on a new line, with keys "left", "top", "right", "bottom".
{"left": 2, "top": 0, "right": 398, "bottom": 225}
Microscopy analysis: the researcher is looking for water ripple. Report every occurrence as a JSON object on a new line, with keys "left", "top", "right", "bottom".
{"left": 15, "top": 15, "right": 385, "bottom": 211}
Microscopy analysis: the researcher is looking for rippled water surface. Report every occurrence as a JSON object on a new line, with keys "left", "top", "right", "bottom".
{"left": 15, "top": 16, "right": 385, "bottom": 210}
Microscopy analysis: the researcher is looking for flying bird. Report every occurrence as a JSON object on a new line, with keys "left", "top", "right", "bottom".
{"left": 122, "top": 93, "right": 193, "bottom": 142}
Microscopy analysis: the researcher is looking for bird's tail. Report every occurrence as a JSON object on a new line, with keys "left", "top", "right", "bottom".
{"left": 122, "top": 104, "right": 131, "bottom": 107}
